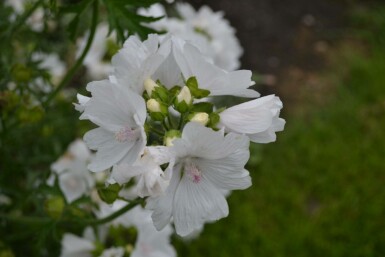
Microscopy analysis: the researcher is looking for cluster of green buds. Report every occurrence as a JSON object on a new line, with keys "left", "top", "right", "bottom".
{"left": 142, "top": 76, "right": 222, "bottom": 146}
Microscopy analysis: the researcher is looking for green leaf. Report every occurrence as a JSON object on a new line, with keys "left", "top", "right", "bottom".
{"left": 191, "top": 102, "right": 214, "bottom": 113}
{"left": 98, "top": 184, "right": 121, "bottom": 204}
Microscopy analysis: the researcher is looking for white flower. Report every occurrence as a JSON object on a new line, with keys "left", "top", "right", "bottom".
{"left": 218, "top": 95, "right": 285, "bottom": 143}
{"left": 100, "top": 247, "right": 125, "bottom": 257}
{"left": 80, "top": 80, "right": 147, "bottom": 172}
{"left": 98, "top": 201, "right": 176, "bottom": 257}
{"left": 60, "top": 227, "right": 96, "bottom": 257}
{"left": 140, "top": 3, "right": 242, "bottom": 71}
{"left": 111, "top": 34, "right": 167, "bottom": 94}
{"left": 112, "top": 34, "right": 258, "bottom": 98}
{"left": 78, "top": 23, "right": 115, "bottom": 80}
{"left": 48, "top": 139, "right": 95, "bottom": 203}
{"left": 6, "top": 0, "right": 45, "bottom": 31}
{"left": 172, "top": 37, "right": 258, "bottom": 98}
{"left": 112, "top": 147, "right": 170, "bottom": 198}
{"left": 176, "top": 3, "right": 243, "bottom": 71}
{"left": 74, "top": 94, "right": 90, "bottom": 112}
{"left": 147, "top": 122, "right": 251, "bottom": 236}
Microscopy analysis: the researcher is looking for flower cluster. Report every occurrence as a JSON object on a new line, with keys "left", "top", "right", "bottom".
{"left": 76, "top": 33, "right": 285, "bottom": 238}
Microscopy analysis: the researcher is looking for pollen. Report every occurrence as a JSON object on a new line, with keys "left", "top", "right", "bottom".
{"left": 115, "top": 126, "right": 137, "bottom": 143}
{"left": 185, "top": 162, "right": 202, "bottom": 184}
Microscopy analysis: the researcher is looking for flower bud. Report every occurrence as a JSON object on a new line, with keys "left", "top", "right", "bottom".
{"left": 144, "top": 78, "right": 159, "bottom": 97}
{"left": 190, "top": 112, "right": 209, "bottom": 126}
{"left": 174, "top": 86, "right": 192, "bottom": 113}
{"left": 147, "top": 99, "right": 162, "bottom": 113}
{"left": 147, "top": 99, "right": 168, "bottom": 121}
{"left": 44, "top": 196, "right": 65, "bottom": 219}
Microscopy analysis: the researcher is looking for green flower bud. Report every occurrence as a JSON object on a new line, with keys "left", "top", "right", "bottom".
{"left": 44, "top": 196, "right": 65, "bottom": 219}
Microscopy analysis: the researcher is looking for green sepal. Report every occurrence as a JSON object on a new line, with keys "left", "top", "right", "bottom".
{"left": 150, "top": 112, "right": 166, "bottom": 121}
{"left": 191, "top": 102, "right": 214, "bottom": 113}
{"left": 174, "top": 100, "right": 190, "bottom": 113}
{"left": 208, "top": 112, "right": 220, "bottom": 128}
{"left": 152, "top": 85, "right": 169, "bottom": 103}
{"left": 98, "top": 183, "right": 121, "bottom": 204}
{"left": 186, "top": 76, "right": 210, "bottom": 99}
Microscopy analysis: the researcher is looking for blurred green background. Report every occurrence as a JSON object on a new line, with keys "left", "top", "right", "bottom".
{"left": 175, "top": 1, "right": 385, "bottom": 256}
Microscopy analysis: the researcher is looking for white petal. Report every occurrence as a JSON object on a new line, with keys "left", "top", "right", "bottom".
{"left": 147, "top": 164, "right": 181, "bottom": 231}
{"left": 173, "top": 175, "right": 229, "bottom": 236}
{"left": 174, "top": 42, "right": 259, "bottom": 97}
{"left": 84, "top": 128, "right": 133, "bottom": 172}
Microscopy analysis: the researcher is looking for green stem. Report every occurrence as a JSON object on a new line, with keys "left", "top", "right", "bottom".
{"left": 0, "top": 198, "right": 143, "bottom": 227}
{"left": 178, "top": 113, "right": 185, "bottom": 130}
{"left": 167, "top": 113, "right": 175, "bottom": 129}
{"left": 150, "top": 127, "right": 164, "bottom": 136}
{"left": 7, "top": 0, "right": 42, "bottom": 37}
{"left": 81, "top": 198, "right": 143, "bottom": 226}
{"left": 162, "top": 120, "right": 169, "bottom": 130}
{"left": 43, "top": 0, "right": 99, "bottom": 107}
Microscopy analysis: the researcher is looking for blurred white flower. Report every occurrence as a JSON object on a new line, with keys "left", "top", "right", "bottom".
{"left": 99, "top": 247, "right": 125, "bottom": 257}
{"left": 147, "top": 122, "right": 251, "bottom": 236}
{"left": 32, "top": 52, "right": 66, "bottom": 88}
{"left": 98, "top": 201, "right": 176, "bottom": 257}
{"left": 6, "top": 0, "right": 45, "bottom": 32}
{"left": 60, "top": 227, "right": 96, "bottom": 257}
{"left": 139, "top": 3, "right": 243, "bottom": 71}
{"left": 77, "top": 23, "right": 116, "bottom": 80}
{"left": 48, "top": 139, "right": 95, "bottom": 203}
{"left": 80, "top": 80, "right": 147, "bottom": 172}
{"left": 218, "top": 95, "right": 286, "bottom": 143}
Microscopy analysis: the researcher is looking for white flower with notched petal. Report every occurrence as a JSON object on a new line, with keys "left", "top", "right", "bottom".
{"left": 218, "top": 95, "right": 285, "bottom": 143}
{"left": 112, "top": 34, "right": 258, "bottom": 98}
{"left": 112, "top": 147, "right": 170, "bottom": 198}
{"left": 172, "top": 38, "right": 258, "bottom": 98}
{"left": 111, "top": 34, "right": 167, "bottom": 95}
{"left": 147, "top": 122, "right": 251, "bottom": 236}
{"left": 48, "top": 139, "right": 95, "bottom": 203}
{"left": 79, "top": 80, "right": 147, "bottom": 172}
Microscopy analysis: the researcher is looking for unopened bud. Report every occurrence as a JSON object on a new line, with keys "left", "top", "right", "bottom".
{"left": 147, "top": 99, "right": 161, "bottom": 113}
{"left": 174, "top": 86, "right": 192, "bottom": 113}
{"left": 190, "top": 112, "right": 209, "bottom": 126}
{"left": 44, "top": 196, "right": 65, "bottom": 219}
{"left": 177, "top": 86, "right": 192, "bottom": 104}
{"left": 144, "top": 78, "right": 159, "bottom": 97}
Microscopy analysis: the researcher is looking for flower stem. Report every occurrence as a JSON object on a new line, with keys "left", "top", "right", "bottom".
{"left": 43, "top": 0, "right": 99, "bottom": 107}
{"left": 7, "top": 0, "right": 42, "bottom": 37}
{"left": 80, "top": 198, "right": 144, "bottom": 226}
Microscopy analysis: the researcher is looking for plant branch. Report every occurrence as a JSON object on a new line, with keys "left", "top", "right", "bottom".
{"left": 43, "top": 0, "right": 99, "bottom": 107}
